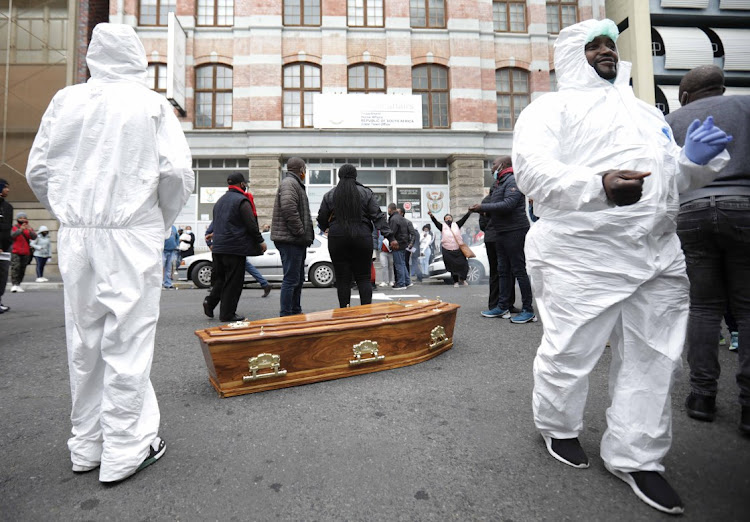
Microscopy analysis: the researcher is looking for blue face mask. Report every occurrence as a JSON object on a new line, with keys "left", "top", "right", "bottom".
{"left": 492, "top": 169, "right": 500, "bottom": 180}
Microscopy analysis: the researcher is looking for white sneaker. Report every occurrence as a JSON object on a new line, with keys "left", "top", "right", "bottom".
{"left": 35, "top": 277, "right": 45, "bottom": 282}
{"left": 10, "top": 285, "right": 19, "bottom": 293}
{"left": 41, "top": 277, "right": 49, "bottom": 282}
{"left": 15, "top": 286, "right": 25, "bottom": 293}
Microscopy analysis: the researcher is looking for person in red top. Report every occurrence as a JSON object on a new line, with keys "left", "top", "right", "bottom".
{"left": 10, "top": 211, "right": 36, "bottom": 292}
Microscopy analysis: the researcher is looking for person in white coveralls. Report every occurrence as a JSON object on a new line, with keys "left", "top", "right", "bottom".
{"left": 26, "top": 23, "right": 194, "bottom": 483}
{"left": 512, "top": 19, "right": 731, "bottom": 514}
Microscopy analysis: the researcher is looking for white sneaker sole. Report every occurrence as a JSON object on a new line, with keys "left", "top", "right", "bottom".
{"left": 542, "top": 435, "right": 589, "bottom": 469}
{"left": 605, "top": 464, "right": 684, "bottom": 515}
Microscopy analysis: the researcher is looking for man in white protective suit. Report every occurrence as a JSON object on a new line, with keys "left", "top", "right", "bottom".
{"left": 512, "top": 19, "right": 732, "bottom": 515}
{"left": 26, "top": 24, "right": 194, "bottom": 483}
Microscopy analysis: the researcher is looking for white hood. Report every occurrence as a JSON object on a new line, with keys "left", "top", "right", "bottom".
{"left": 554, "top": 19, "right": 631, "bottom": 92}
{"left": 86, "top": 23, "right": 147, "bottom": 85}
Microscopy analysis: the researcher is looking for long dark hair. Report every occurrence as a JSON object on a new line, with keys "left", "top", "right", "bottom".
{"left": 334, "top": 164, "right": 362, "bottom": 236}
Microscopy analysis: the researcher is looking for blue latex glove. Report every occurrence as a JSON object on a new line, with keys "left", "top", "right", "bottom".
{"left": 683, "top": 116, "right": 733, "bottom": 165}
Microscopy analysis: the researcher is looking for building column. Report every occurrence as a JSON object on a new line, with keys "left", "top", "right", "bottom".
{"left": 248, "top": 154, "right": 282, "bottom": 229}
{"left": 447, "top": 154, "right": 486, "bottom": 215}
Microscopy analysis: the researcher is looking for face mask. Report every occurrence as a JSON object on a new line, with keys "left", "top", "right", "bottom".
{"left": 492, "top": 169, "right": 500, "bottom": 180}
{"left": 445, "top": 220, "right": 452, "bottom": 226}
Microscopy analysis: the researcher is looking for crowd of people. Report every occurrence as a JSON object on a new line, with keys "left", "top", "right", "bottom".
{"left": 7, "top": 19, "right": 746, "bottom": 518}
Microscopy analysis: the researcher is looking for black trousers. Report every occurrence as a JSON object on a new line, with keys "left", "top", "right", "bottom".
{"left": 205, "top": 253, "right": 246, "bottom": 321}
{"left": 486, "top": 240, "right": 516, "bottom": 310}
{"left": 328, "top": 234, "right": 372, "bottom": 308}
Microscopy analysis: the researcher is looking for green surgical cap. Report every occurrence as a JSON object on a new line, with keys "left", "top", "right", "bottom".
{"left": 585, "top": 19, "right": 619, "bottom": 44}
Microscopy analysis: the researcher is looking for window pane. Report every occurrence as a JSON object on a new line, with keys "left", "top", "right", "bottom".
{"left": 284, "top": 91, "right": 301, "bottom": 127}
{"left": 412, "top": 66, "right": 428, "bottom": 90}
{"left": 497, "top": 94, "right": 511, "bottom": 129}
{"left": 420, "top": 93, "right": 430, "bottom": 127}
{"left": 196, "top": 92, "right": 213, "bottom": 128}
{"left": 561, "top": 5, "right": 577, "bottom": 29}
{"left": 216, "top": 66, "right": 233, "bottom": 90}
{"left": 432, "top": 92, "right": 448, "bottom": 127}
{"left": 196, "top": 68, "right": 213, "bottom": 90}
{"left": 495, "top": 69, "right": 510, "bottom": 92}
{"left": 284, "top": 65, "right": 301, "bottom": 88}
{"left": 147, "top": 64, "right": 157, "bottom": 90}
{"left": 140, "top": 0, "right": 157, "bottom": 25}
{"left": 493, "top": 2, "right": 508, "bottom": 32}
{"left": 303, "top": 91, "right": 314, "bottom": 127}
{"left": 546, "top": 5, "right": 560, "bottom": 34}
{"left": 368, "top": 66, "right": 385, "bottom": 90}
{"left": 512, "top": 69, "right": 528, "bottom": 93}
{"left": 285, "top": 0, "right": 301, "bottom": 25}
{"left": 349, "top": 65, "right": 365, "bottom": 90}
{"left": 429, "top": 0, "right": 445, "bottom": 26}
{"left": 410, "top": 0, "right": 426, "bottom": 27}
{"left": 304, "top": 65, "right": 320, "bottom": 89}
{"left": 430, "top": 66, "right": 448, "bottom": 90}
{"left": 510, "top": 4, "right": 525, "bottom": 32}
{"left": 304, "top": 0, "right": 321, "bottom": 25}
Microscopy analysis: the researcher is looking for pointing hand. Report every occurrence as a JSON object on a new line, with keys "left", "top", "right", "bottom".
{"left": 602, "top": 170, "right": 651, "bottom": 206}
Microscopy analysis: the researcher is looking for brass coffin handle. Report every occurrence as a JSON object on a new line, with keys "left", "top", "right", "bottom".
{"left": 428, "top": 325, "right": 450, "bottom": 351}
{"left": 243, "top": 353, "right": 287, "bottom": 382}
{"left": 349, "top": 340, "right": 385, "bottom": 366}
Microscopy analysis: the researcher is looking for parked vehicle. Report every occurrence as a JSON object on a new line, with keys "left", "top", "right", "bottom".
{"left": 427, "top": 240, "right": 488, "bottom": 285}
{"left": 177, "top": 232, "right": 335, "bottom": 289}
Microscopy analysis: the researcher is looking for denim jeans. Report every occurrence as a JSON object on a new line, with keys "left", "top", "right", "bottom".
{"left": 162, "top": 249, "right": 179, "bottom": 287}
{"left": 244, "top": 259, "right": 269, "bottom": 287}
{"left": 494, "top": 228, "right": 533, "bottom": 312}
{"left": 677, "top": 196, "right": 750, "bottom": 406}
{"left": 392, "top": 249, "right": 409, "bottom": 287}
{"left": 35, "top": 256, "right": 48, "bottom": 278}
{"left": 277, "top": 242, "right": 306, "bottom": 316}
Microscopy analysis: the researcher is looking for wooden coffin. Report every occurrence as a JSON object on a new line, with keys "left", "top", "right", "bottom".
{"left": 195, "top": 299, "right": 460, "bottom": 397}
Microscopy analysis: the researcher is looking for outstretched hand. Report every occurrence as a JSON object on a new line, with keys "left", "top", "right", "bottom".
{"left": 602, "top": 170, "right": 651, "bottom": 206}
{"left": 469, "top": 204, "right": 481, "bottom": 212}
{"left": 684, "top": 116, "right": 733, "bottom": 165}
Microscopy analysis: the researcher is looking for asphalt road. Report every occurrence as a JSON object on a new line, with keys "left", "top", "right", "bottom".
{"left": 1, "top": 282, "right": 748, "bottom": 521}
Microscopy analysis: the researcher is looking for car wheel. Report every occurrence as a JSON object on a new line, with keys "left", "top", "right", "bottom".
{"left": 191, "top": 261, "right": 212, "bottom": 289}
{"left": 310, "top": 262, "right": 335, "bottom": 288}
{"left": 466, "top": 260, "right": 484, "bottom": 285}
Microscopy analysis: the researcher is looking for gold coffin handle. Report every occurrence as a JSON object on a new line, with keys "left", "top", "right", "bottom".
{"left": 428, "top": 325, "right": 451, "bottom": 351}
{"left": 243, "top": 353, "right": 287, "bottom": 382}
{"left": 349, "top": 340, "right": 385, "bottom": 366}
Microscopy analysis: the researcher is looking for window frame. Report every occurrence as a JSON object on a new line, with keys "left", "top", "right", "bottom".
{"left": 492, "top": 1, "right": 527, "bottom": 33}
{"left": 412, "top": 64, "right": 450, "bottom": 129}
{"left": 347, "top": 0, "right": 385, "bottom": 28}
{"left": 147, "top": 62, "right": 168, "bottom": 95}
{"left": 347, "top": 64, "right": 387, "bottom": 94}
{"left": 410, "top": 0, "right": 446, "bottom": 29}
{"left": 282, "top": 62, "right": 322, "bottom": 128}
{"left": 283, "top": 0, "right": 322, "bottom": 27}
{"left": 194, "top": 64, "right": 234, "bottom": 130}
{"left": 495, "top": 67, "right": 530, "bottom": 131}
{"left": 545, "top": 0, "right": 578, "bottom": 35}
{"left": 138, "top": 0, "right": 176, "bottom": 27}
{"left": 196, "top": 0, "right": 235, "bottom": 27}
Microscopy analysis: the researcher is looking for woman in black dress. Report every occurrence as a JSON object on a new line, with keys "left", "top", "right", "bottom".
{"left": 317, "top": 164, "right": 398, "bottom": 307}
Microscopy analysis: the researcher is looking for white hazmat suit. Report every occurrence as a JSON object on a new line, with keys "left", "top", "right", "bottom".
{"left": 512, "top": 20, "right": 728, "bottom": 473}
{"left": 26, "top": 24, "right": 194, "bottom": 482}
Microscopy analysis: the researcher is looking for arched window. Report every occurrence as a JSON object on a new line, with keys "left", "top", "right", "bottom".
{"left": 195, "top": 64, "right": 233, "bottom": 129}
{"left": 348, "top": 64, "right": 386, "bottom": 93}
{"left": 410, "top": 0, "right": 445, "bottom": 29}
{"left": 546, "top": 1, "right": 577, "bottom": 34}
{"left": 139, "top": 0, "right": 176, "bottom": 27}
{"left": 496, "top": 68, "right": 529, "bottom": 130}
{"left": 283, "top": 63, "right": 321, "bottom": 128}
{"left": 493, "top": 1, "right": 526, "bottom": 33}
{"left": 197, "top": 0, "right": 234, "bottom": 26}
{"left": 348, "top": 0, "right": 384, "bottom": 27}
{"left": 412, "top": 65, "right": 449, "bottom": 129}
{"left": 147, "top": 63, "right": 167, "bottom": 95}
{"left": 284, "top": 0, "right": 321, "bottom": 26}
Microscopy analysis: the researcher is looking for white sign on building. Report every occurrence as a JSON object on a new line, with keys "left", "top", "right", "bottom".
{"left": 167, "top": 13, "right": 187, "bottom": 116}
{"left": 313, "top": 94, "right": 422, "bottom": 129}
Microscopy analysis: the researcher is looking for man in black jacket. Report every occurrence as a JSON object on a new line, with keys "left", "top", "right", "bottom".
{"left": 0, "top": 178, "right": 12, "bottom": 313}
{"left": 387, "top": 203, "right": 411, "bottom": 289}
{"left": 203, "top": 172, "right": 266, "bottom": 322}
{"left": 470, "top": 156, "right": 535, "bottom": 323}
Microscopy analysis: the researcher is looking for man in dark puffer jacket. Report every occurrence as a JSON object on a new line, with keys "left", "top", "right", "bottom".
{"left": 271, "top": 157, "right": 315, "bottom": 316}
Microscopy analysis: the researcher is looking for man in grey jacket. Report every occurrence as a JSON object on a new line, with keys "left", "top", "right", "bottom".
{"left": 271, "top": 157, "right": 315, "bottom": 316}
{"left": 666, "top": 65, "right": 750, "bottom": 434}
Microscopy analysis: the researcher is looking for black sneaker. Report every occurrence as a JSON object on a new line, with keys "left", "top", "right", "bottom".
{"left": 203, "top": 298, "right": 214, "bottom": 318}
{"left": 741, "top": 406, "right": 750, "bottom": 436}
{"left": 542, "top": 435, "right": 589, "bottom": 468}
{"left": 101, "top": 437, "right": 166, "bottom": 484}
{"left": 262, "top": 286, "right": 272, "bottom": 297}
{"left": 685, "top": 393, "right": 716, "bottom": 422}
{"left": 606, "top": 466, "right": 684, "bottom": 515}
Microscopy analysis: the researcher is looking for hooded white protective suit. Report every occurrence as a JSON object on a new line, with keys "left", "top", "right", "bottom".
{"left": 26, "top": 24, "right": 194, "bottom": 482}
{"left": 512, "top": 19, "right": 728, "bottom": 472}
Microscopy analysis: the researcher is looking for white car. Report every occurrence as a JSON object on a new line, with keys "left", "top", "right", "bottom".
{"left": 177, "top": 232, "right": 335, "bottom": 289}
{"left": 427, "top": 240, "right": 489, "bottom": 285}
